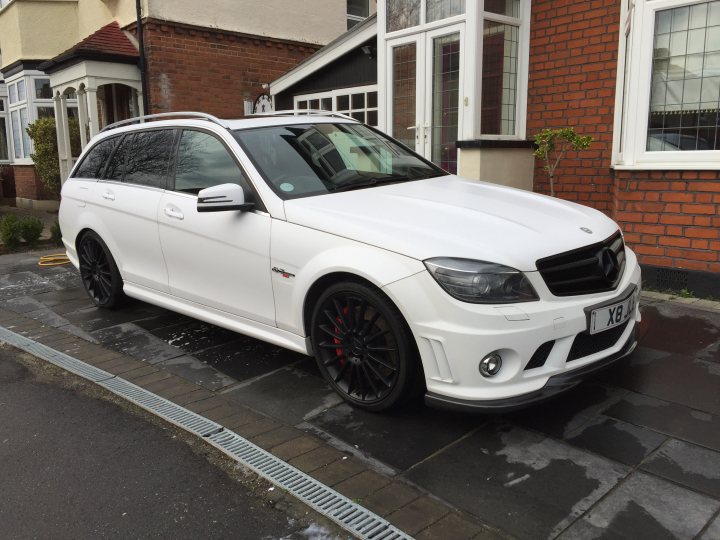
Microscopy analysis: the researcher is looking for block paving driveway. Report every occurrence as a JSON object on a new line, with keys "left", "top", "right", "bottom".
{"left": 1, "top": 250, "right": 719, "bottom": 539}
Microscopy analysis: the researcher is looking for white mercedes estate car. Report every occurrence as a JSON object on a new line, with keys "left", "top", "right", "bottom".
{"left": 59, "top": 112, "right": 641, "bottom": 412}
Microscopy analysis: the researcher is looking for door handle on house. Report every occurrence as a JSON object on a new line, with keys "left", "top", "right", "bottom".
{"left": 164, "top": 207, "right": 184, "bottom": 220}
{"left": 102, "top": 191, "right": 115, "bottom": 201}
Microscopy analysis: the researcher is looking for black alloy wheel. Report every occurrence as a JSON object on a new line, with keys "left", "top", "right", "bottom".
{"left": 310, "top": 281, "right": 421, "bottom": 412}
{"left": 78, "top": 232, "right": 124, "bottom": 308}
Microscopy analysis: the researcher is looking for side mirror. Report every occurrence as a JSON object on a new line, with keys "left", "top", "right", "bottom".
{"left": 197, "top": 183, "right": 254, "bottom": 213}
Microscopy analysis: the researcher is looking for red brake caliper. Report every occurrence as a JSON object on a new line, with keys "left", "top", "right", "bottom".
{"left": 334, "top": 306, "right": 349, "bottom": 365}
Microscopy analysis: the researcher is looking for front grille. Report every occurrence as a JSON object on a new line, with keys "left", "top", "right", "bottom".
{"left": 537, "top": 231, "right": 626, "bottom": 296}
{"left": 525, "top": 340, "right": 555, "bottom": 370}
{"left": 567, "top": 321, "right": 630, "bottom": 361}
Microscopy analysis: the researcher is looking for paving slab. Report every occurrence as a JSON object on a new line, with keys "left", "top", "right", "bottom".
{"left": 638, "top": 303, "right": 720, "bottom": 359}
{"left": 223, "top": 367, "right": 343, "bottom": 425}
{"left": 156, "top": 354, "right": 237, "bottom": 391}
{"left": 565, "top": 417, "right": 668, "bottom": 466}
{"left": 269, "top": 435, "right": 322, "bottom": 461}
{"left": 148, "top": 321, "right": 242, "bottom": 354}
{"left": 309, "top": 401, "right": 481, "bottom": 471}
{"left": 701, "top": 514, "right": 720, "bottom": 540}
{"left": 287, "top": 445, "right": 346, "bottom": 474}
{"left": 640, "top": 439, "right": 720, "bottom": 499}
{"left": 604, "top": 392, "right": 720, "bottom": 452}
{"left": 558, "top": 472, "right": 720, "bottom": 540}
{"left": 362, "top": 481, "right": 419, "bottom": 518}
{"left": 193, "top": 336, "right": 304, "bottom": 382}
{"left": 90, "top": 323, "right": 185, "bottom": 364}
{"left": 333, "top": 469, "right": 391, "bottom": 501}
{"left": 415, "top": 512, "right": 492, "bottom": 540}
{"left": 385, "top": 496, "right": 450, "bottom": 537}
{"left": 405, "top": 425, "right": 629, "bottom": 540}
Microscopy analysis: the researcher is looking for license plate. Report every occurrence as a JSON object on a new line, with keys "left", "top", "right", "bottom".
{"left": 590, "top": 294, "right": 634, "bottom": 334}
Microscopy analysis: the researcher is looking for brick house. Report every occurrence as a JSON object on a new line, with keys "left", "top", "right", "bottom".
{"left": 271, "top": 0, "right": 720, "bottom": 295}
{"left": 0, "top": 0, "right": 375, "bottom": 208}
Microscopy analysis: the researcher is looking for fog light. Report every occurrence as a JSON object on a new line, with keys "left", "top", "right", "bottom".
{"left": 479, "top": 353, "right": 502, "bottom": 378}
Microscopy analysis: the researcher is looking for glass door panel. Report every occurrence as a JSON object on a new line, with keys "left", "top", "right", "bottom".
{"left": 392, "top": 42, "right": 417, "bottom": 149}
{"left": 430, "top": 32, "right": 460, "bottom": 173}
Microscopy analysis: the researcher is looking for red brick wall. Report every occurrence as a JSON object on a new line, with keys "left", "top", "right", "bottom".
{"left": 141, "top": 19, "right": 322, "bottom": 117}
{"left": 616, "top": 171, "right": 720, "bottom": 273}
{"left": 528, "top": 0, "right": 720, "bottom": 276}
{"left": 528, "top": 0, "right": 621, "bottom": 213}
{"left": 13, "top": 165, "right": 58, "bottom": 201}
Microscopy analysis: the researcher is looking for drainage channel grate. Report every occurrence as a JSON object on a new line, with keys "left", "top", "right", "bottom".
{"left": 0, "top": 326, "right": 413, "bottom": 540}
{"left": 208, "top": 430, "right": 412, "bottom": 540}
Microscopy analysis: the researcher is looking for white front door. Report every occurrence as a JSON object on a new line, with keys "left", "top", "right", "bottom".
{"left": 387, "top": 25, "right": 464, "bottom": 173}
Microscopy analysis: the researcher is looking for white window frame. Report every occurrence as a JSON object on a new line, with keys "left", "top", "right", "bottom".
{"left": 378, "top": 0, "right": 531, "bottom": 141}
{"left": 5, "top": 71, "right": 78, "bottom": 164}
{"left": 613, "top": 0, "right": 720, "bottom": 169}
{"left": 0, "top": 94, "right": 10, "bottom": 163}
{"left": 347, "top": 0, "right": 370, "bottom": 28}
{"left": 293, "top": 85, "right": 380, "bottom": 126}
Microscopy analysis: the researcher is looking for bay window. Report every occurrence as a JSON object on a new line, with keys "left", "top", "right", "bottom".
{"left": 0, "top": 97, "right": 9, "bottom": 162}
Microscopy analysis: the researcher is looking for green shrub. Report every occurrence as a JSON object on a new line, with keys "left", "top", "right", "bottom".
{"left": 19, "top": 216, "right": 44, "bottom": 248}
{"left": 0, "top": 215, "right": 22, "bottom": 250}
{"left": 26, "top": 116, "right": 81, "bottom": 192}
{"left": 50, "top": 219, "right": 63, "bottom": 246}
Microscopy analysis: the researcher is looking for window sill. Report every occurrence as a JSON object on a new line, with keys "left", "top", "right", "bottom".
{"left": 613, "top": 162, "right": 720, "bottom": 171}
{"left": 456, "top": 139, "right": 534, "bottom": 149}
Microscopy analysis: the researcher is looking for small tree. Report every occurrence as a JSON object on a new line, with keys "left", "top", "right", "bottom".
{"left": 26, "top": 117, "right": 81, "bottom": 192}
{"left": 533, "top": 127, "right": 593, "bottom": 197}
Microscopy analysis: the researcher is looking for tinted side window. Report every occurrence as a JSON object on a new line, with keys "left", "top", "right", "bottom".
{"left": 123, "top": 129, "right": 175, "bottom": 188}
{"left": 72, "top": 137, "right": 118, "bottom": 179}
{"left": 174, "top": 130, "right": 251, "bottom": 196}
{"left": 104, "top": 134, "right": 132, "bottom": 181}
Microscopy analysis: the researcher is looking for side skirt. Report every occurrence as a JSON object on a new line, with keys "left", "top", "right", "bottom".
{"left": 123, "top": 282, "right": 311, "bottom": 356}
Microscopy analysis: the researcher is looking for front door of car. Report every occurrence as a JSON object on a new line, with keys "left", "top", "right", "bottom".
{"left": 158, "top": 128, "right": 275, "bottom": 326}
{"left": 91, "top": 129, "right": 175, "bottom": 293}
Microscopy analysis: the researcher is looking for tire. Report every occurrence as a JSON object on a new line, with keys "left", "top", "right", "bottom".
{"left": 78, "top": 231, "right": 125, "bottom": 309}
{"left": 310, "top": 281, "right": 421, "bottom": 412}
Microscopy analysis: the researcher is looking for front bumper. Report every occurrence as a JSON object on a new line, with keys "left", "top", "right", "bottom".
{"left": 382, "top": 248, "right": 642, "bottom": 409}
{"left": 425, "top": 324, "right": 637, "bottom": 412}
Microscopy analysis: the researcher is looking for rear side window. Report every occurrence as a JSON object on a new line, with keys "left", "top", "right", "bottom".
{"left": 72, "top": 137, "right": 118, "bottom": 179}
{"left": 104, "top": 135, "right": 132, "bottom": 181}
{"left": 173, "top": 130, "right": 252, "bottom": 196}
{"left": 122, "top": 129, "right": 175, "bottom": 188}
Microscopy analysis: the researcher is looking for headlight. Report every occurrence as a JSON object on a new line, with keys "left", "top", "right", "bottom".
{"left": 424, "top": 258, "right": 539, "bottom": 304}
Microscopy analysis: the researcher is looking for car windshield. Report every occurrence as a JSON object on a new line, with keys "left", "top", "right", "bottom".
{"left": 233, "top": 122, "right": 446, "bottom": 199}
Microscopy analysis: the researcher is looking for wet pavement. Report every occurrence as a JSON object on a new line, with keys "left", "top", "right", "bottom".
{"left": 2, "top": 249, "right": 720, "bottom": 540}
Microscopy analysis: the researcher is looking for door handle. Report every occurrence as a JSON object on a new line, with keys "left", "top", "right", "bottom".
{"left": 102, "top": 191, "right": 115, "bottom": 201}
{"left": 164, "top": 207, "right": 184, "bottom": 220}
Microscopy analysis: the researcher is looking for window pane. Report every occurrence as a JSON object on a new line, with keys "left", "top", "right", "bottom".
{"left": 298, "top": 100, "right": 308, "bottom": 109}
{"left": 17, "top": 80, "right": 26, "bottom": 102}
{"left": 11, "top": 110, "right": 22, "bottom": 158}
{"left": 427, "top": 0, "right": 465, "bottom": 22}
{"left": 175, "top": 130, "right": 249, "bottom": 194}
{"left": 367, "top": 91, "right": 378, "bottom": 108}
{"left": 105, "top": 135, "right": 132, "bottom": 181}
{"left": 387, "top": 0, "right": 420, "bottom": 32}
{"left": 484, "top": 0, "right": 520, "bottom": 18}
{"left": 309, "top": 99, "right": 320, "bottom": 109}
{"left": 9, "top": 84, "right": 17, "bottom": 104}
{"left": 367, "top": 110, "right": 378, "bottom": 126}
{"left": 648, "top": 2, "right": 720, "bottom": 151}
{"left": 73, "top": 137, "right": 119, "bottom": 179}
{"left": 0, "top": 118, "right": 8, "bottom": 161}
{"left": 431, "top": 33, "right": 460, "bottom": 173}
{"left": 337, "top": 95, "right": 350, "bottom": 110}
{"left": 123, "top": 130, "right": 175, "bottom": 188}
{"left": 392, "top": 43, "right": 416, "bottom": 147}
{"left": 321, "top": 98, "right": 332, "bottom": 111}
{"left": 347, "top": 0, "right": 369, "bottom": 17}
{"left": 20, "top": 108, "right": 30, "bottom": 157}
{"left": 37, "top": 107, "right": 55, "bottom": 119}
{"left": 35, "top": 79, "right": 52, "bottom": 99}
{"left": 481, "top": 22, "right": 519, "bottom": 135}
{"left": 0, "top": 99, "right": 5, "bottom": 112}
{"left": 351, "top": 93, "right": 365, "bottom": 109}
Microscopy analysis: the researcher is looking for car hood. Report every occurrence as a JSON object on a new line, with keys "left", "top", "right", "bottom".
{"left": 283, "top": 176, "right": 620, "bottom": 271}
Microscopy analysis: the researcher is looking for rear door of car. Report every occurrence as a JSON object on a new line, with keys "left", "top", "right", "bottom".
{"left": 91, "top": 128, "right": 176, "bottom": 293}
{"left": 157, "top": 128, "right": 275, "bottom": 326}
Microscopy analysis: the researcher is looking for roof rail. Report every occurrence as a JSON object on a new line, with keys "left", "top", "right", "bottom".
{"left": 247, "top": 109, "right": 357, "bottom": 122}
{"left": 101, "top": 111, "right": 230, "bottom": 133}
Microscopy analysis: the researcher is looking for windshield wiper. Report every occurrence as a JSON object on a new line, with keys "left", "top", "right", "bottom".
{"left": 330, "top": 175, "right": 414, "bottom": 193}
